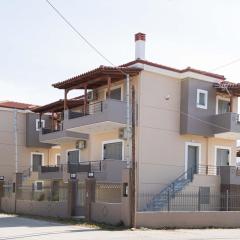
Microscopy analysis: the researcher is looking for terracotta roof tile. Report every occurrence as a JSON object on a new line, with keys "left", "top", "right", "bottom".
{"left": 0, "top": 101, "right": 37, "bottom": 110}
{"left": 52, "top": 65, "right": 142, "bottom": 89}
{"left": 121, "top": 59, "right": 225, "bottom": 80}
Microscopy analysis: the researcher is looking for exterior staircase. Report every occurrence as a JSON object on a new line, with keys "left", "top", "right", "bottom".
{"left": 145, "top": 168, "right": 193, "bottom": 211}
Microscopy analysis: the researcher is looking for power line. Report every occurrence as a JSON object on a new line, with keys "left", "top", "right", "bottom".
{"left": 211, "top": 57, "right": 240, "bottom": 71}
{"left": 44, "top": 0, "right": 127, "bottom": 76}
{"left": 43, "top": 2, "right": 238, "bottom": 143}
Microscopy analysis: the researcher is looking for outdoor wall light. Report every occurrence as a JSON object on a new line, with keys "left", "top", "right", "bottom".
{"left": 123, "top": 182, "right": 128, "bottom": 197}
{"left": 88, "top": 172, "right": 94, "bottom": 178}
{"left": 165, "top": 95, "right": 170, "bottom": 100}
{"left": 70, "top": 173, "right": 77, "bottom": 180}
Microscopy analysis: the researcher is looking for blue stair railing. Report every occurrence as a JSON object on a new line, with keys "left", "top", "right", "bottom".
{"left": 145, "top": 167, "right": 193, "bottom": 211}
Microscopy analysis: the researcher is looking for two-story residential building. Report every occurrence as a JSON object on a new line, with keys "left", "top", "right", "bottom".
{"left": 3, "top": 33, "right": 240, "bottom": 227}
{"left": 0, "top": 101, "right": 60, "bottom": 186}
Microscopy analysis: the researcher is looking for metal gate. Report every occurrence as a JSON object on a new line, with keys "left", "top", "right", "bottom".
{"left": 74, "top": 181, "right": 86, "bottom": 216}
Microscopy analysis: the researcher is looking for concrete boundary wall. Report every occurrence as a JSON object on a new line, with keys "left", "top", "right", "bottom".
{"left": 136, "top": 211, "right": 240, "bottom": 228}
{"left": 16, "top": 200, "right": 69, "bottom": 218}
{"left": 1, "top": 197, "right": 15, "bottom": 213}
{"left": 91, "top": 202, "right": 122, "bottom": 225}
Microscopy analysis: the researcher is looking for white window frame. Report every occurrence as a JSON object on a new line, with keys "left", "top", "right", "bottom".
{"left": 34, "top": 181, "right": 44, "bottom": 192}
{"left": 216, "top": 95, "right": 230, "bottom": 114}
{"left": 36, "top": 119, "right": 45, "bottom": 131}
{"left": 55, "top": 153, "right": 61, "bottom": 166}
{"left": 196, "top": 89, "right": 208, "bottom": 109}
{"left": 31, "top": 152, "right": 44, "bottom": 171}
{"left": 104, "top": 85, "right": 123, "bottom": 101}
{"left": 102, "top": 139, "right": 124, "bottom": 161}
{"left": 185, "top": 142, "right": 201, "bottom": 173}
{"left": 66, "top": 149, "right": 81, "bottom": 164}
{"left": 214, "top": 146, "right": 231, "bottom": 166}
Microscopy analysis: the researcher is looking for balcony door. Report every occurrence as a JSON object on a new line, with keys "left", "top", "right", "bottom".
{"left": 103, "top": 140, "right": 123, "bottom": 160}
{"left": 31, "top": 153, "right": 43, "bottom": 172}
{"left": 217, "top": 98, "right": 230, "bottom": 114}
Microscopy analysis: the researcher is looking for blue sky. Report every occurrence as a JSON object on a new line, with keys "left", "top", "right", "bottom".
{"left": 1, "top": 0, "right": 240, "bottom": 105}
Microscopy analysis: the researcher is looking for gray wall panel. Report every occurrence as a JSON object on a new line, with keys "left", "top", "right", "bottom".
{"left": 26, "top": 113, "right": 52, "bottom": 148}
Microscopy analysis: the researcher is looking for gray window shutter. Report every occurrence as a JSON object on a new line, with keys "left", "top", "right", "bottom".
{"left": 68, "top": 150, "right": 79, "bottom": 164}
{"left": 104, "top": 142, "right": 123, "bottom": 160}
{"left": 32, "top": 154, "right": 42, "bottom": 172}
{"left": 67, "top": 150, "right": 80, "bottom": 173}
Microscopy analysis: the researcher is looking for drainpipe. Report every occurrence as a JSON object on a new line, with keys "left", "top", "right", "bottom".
{"left": 13, "top": 109, "right": 18, "bottom": 214}
{"left": 13, "top": 109, "right": 18, "bottom": 173}
{"left": 126, "top": 74, "right": 132, "bottom": 168}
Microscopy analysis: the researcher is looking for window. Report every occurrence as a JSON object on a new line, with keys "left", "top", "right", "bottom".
{"left": 216, "top": 96, "right": 230, "bottom": 114}
{"left": 36, "top": 119, "right": 45, "bottom": 131}
{"left": 106, "top": 87, "right": 122, "bottom": 101}
{"left": 197, "top": 89, "right": 208, "bottom": 109}
{"left": 34, "top": 181, "right": 43, "bottom": 191}
{"left": 67, "top": 150, "right": 80, "bottom": 164}
{"left": 102, "top": 140, "right": 123, "bottom": 160}
{"left": 216, "top": 147, "right": 230, "bottom": 166}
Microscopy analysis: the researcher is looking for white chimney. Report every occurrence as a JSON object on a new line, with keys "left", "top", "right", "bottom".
{"left": 135, "top": 32, "right": 146, "bottom": 60}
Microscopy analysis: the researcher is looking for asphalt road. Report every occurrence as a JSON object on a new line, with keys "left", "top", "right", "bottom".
{"left": 0, "top": 213, "right": 240, "bottom": 240}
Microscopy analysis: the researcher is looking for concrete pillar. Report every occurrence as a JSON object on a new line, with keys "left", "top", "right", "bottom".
{"left": 64, "top": 110, "right": 69, "bottom": 121}
{"left": 15, "top": 173, "right": 22, "bottom": 198}
{"left": 68, "top": 179, "right": 77, "bottom": 217}
{"left": 0, "top": 181, "right": 4, "bottom": 209}
{"left": 121, "top": 168, "right": 131, "bottom": 226}
{"left": 85, "top": 178, "right": 96, "bottom": 222}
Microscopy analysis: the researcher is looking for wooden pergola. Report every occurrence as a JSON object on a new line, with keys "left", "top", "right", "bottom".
{"left": 52, "top": 65, "right": 142, "bottom": 112}
{"left": 32, "top": 96, "right": 85, "bottom": 131}
{"left": 213, "top": 81, "right": 240, "bottom": 112}
{"left": 33, "top": 65, "right": 142, "bottom": 131}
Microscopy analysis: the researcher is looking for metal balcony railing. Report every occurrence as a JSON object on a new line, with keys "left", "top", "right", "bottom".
{"left": 37, "top": 161, "right": 102, "bottom": 175}
{"left": 40, "top": 165, "right": 63, "bottom": 173}
{"left": 41, "top": 124, "right": 63, "bottom": 135}
{"left": 67, "top": 161, "right": 102, "bottom": 174}
{"left": 197, "top": 165, "right": 220, "bottom": 176}
{"left": 68, "top": 101, "right": 103, "bottom": 120}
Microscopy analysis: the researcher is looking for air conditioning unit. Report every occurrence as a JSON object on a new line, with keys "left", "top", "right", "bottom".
{"left": 119, "top": 127, "right": 132, "bottom": 140}
{"left": 87, "top": 90, "right": 98, "bottom": 101}
{"left": 76, "top": 140, "right": 86, "bottom": 149}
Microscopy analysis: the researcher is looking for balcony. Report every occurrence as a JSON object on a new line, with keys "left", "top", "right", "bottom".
{"left": 39, "top": 128, "right": 88, "bottom": 144}
{"left": 64, "top": 99, "right": 127, "bottom": 134}
{"left": 212, "top": 112, "right": 240, "bottom": 139}
{"left": 38, "top": 160, "right": 126, "bottom": 182}
{"left": 94, "top": 160, "right": 127, "bottom": 182}
{"left": 38, "top": 165, "right": 65, "bottom": 180}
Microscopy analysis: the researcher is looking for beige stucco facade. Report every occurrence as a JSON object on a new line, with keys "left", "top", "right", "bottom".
{"left": 41, "top": 69, "right": 237, "bottom": 199}
{"left": 0, "top": 107, "right": 60, "bottom": 182}
{"left": 137, "top": 70, "right": 237, "bottom": 196}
